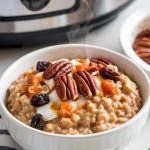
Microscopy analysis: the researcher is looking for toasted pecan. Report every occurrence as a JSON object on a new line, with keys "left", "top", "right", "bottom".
{"left": 133, "top": 29, "right": 150, "bottom": 64}
{"left": 90, "top": 58, "right": 112, "bottom": 67}
{"left": 73, "top": 70, "right": 98, "bottom": 98}
{"left": 43, "top": 60, "right": 73, "bottom": 80}
{"left": 56, "top": 75, "right": 78, "bottom": 101}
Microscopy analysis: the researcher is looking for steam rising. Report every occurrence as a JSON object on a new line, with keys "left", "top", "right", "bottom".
{"left": 67, "top": 0, "right": 94, "bottom": 48}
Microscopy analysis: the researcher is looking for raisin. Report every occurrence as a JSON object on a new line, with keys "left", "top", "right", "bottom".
{"left": 31, "top": 114, "right": 44, "bottom": 130}
{"left": 100, "top": 67, "right": 120, "bottom": 82}
{"left": 36, "top": 61, "right": 51, "bottom": 72}
{"left": 31, "top": 93, "right": 50, "bottom": 107}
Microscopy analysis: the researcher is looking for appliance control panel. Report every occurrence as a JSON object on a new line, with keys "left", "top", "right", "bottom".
{"left": 21, "top": 0, "right": 51, "bottom": 11}
{"left": 0, "top": 0, "right": 79, "bottom": 17}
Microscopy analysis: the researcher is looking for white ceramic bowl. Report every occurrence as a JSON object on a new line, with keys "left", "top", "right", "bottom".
{"left": 120, "top": 10, "right": 150, "bottom": 77}
{"left": 0, "top": 44, "right": 150, "bottom": 150}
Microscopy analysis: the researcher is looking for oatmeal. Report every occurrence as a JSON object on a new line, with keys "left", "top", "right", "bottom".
{"left": 6, "top": 58, "right": 142, "bottom": 135}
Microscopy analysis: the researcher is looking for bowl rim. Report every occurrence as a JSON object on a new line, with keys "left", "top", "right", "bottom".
{"left": 0, "top": 44, "right": 150, "bottom": 139}
{"left": 120, "top": 9, "right": 150, "bottom": 73}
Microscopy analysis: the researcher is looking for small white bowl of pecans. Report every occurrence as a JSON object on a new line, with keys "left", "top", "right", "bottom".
{"left": 120, "top": 9, "right": 150, "bottom": 77}
{"left": 0, "top": 44, "right": 150, "bottom": 150}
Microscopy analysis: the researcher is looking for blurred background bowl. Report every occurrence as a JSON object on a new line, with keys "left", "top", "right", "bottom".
{"left": 120, "top": 9, "right": 150, "bottom": 77}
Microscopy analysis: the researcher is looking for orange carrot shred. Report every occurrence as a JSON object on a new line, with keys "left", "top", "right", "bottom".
{"left": 101, "top": 79, "right": 119, "bottom": 96}
{"left": 60, "top": 102, "right": 72, "bottom": 118}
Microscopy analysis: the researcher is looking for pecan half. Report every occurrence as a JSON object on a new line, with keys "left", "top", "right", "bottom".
{"left": 90, "top": 58, "right": 112, "bottom": 67}
{"left": 133, "top": 37, "right": 150, "bottom": 49}
{"left": 43, "top": 60, "right": 73, "bottom": 80}
{"left": 73, "top": 70, "right": 98, "bottom": 98}
{"left": 142, "top": 57, "right": 150, "bottom": 64}
{"left": 100, "top": 67, "right": 120, "bottom": 82}
{"left": 135, "top": 47, "right": 150, "bottom": 54}
{"left": 136, "top": 29, "right": 150, "bottom": 39}
{"left": 56, "top": 75, "right": 78, "bottom": 101}
{"left": 133, "top": 29, "right": 150, "bottom": 64}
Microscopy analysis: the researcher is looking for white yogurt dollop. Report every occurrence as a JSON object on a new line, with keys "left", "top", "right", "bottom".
{"left": 44, "top": 78, "right": 55, "bottom": 91}
{"left": 68, "top": 95, "right": 87, "bottom": 110}
{"left": 51, "top": 59, "right": 69, "bottom": 64}
{"left": 70, "top": 59, "right": 82, "bottom": 66}
{"left": 37, "top": 103, "right": 58, "bottom": 121}
{"left": 37, "top": 90, "right": 61, "bottom": 121}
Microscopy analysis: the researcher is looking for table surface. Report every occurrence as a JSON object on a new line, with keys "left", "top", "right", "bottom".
{"left": 0, "top": 0, "right": 150, "bottom": 149}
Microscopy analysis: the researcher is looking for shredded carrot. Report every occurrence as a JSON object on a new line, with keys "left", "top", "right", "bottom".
{"left": 76, "top": 65, "right": 85, "bottom": 71}
{"left": 59, "top": 102, "right": 81, "bottom": 118}
{"left": 27, "top": 85, "right": 46, "bottom": 97}
{"left": 101, "top": 79, "right": 119, "bottom": 96}
{"left": 97, "top": 64, "right": 104, "bottom": 70}
{"left": 85, "top": 66, "right": 97, "bottom": 71}
{"left": 60, "top": 102, "right": 72, "bottom": 118}
{"left": 23, "top": 73, "right": 45, "bottom": 97}
{"left": 74, "top": 65, "right": 98, "bottom": 72}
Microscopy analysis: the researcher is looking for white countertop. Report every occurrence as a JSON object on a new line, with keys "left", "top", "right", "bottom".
{"left": 0, "top": 0, "right": 150, "bottom": 149}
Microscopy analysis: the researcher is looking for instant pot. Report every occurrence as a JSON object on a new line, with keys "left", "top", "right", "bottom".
{"left": 0, "top": 0, "right": 134, "bottom": 46}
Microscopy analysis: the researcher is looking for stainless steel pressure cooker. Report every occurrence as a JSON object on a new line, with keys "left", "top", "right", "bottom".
{"left": 0, "top": 0, "right": 134, "bottom": 46}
